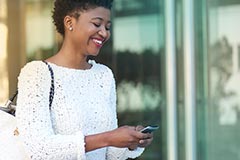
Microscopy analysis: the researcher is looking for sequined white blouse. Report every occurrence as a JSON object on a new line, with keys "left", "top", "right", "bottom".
{"left": 16, "top": 60, "right": 144, "bottom": 160}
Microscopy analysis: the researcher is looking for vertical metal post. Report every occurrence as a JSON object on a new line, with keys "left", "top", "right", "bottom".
{"left": 183, "top": 0, "right": 196, "bottom": 160}
{"left": 165, "top": 0, "right": 178, "bottom": 160}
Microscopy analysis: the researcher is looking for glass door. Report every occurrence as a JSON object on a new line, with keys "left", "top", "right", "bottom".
{"left": 207, "top": 1, "right": 240, "bottom": 160}
{"left": 110, "top": 0, "right": 165, "bottom": 159}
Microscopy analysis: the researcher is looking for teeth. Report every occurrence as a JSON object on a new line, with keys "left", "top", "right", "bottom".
{"left": 93, "top": 39, "right": 103, "bottom": 45}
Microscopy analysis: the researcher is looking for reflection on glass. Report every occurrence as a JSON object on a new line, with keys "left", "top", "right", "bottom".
{"left": 25, "top": 0, "right": 55, "bottom": 61}
{"left": 113, "top": 0, "right": 163, "bottom": 159}
{"left": 208, "top": 3, "right": 240, "bottom": 160}
{"left": 113, "top": 15, "right": 163, "bottom": 53}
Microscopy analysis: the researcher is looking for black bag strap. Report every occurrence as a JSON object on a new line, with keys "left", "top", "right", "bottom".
{"left": 42, "top": 61, "right": 55, "bottom": 110}
{"left": 0, "top": 61, "right": 55, "bottom": 114}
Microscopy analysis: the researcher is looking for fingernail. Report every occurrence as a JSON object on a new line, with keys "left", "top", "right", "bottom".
{"left": 139, "top": 140, "right": 144, "bottom": 144}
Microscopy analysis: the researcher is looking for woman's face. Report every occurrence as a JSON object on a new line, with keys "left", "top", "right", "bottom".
{"left": 67, "top": 7, "right": 111, "bottom": 56}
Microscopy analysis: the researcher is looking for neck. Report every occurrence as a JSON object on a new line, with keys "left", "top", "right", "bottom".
{"left": 47, "top": 48, "right": 91, "bottom": 70}
{"left": 58, "top": 52, "right": 91, "bottom": 69}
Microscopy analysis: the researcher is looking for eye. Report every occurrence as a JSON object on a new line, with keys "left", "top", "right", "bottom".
{"left": 105, "top": 24, "right": 111, "bottom": 31}
{"left": 92, "top": 22, "right": 111, "bottom": 31}
{"left": 105, "top": 26, "right": 111, "bottom": 31}
{"left": 93, "top": 23, "right": 101, "bottom": 28}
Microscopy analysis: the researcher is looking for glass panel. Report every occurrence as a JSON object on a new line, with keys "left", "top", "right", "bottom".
{"left": 208, "top": 1, "right": 240, "bottom": 160}
{"left": 176, "top": 0, "right": 208, "bottom": 159}
{"left": 175, "top": 0, "right": 185, "bottom": 159}
{"left": 25, "top": 0, "right": 56, "bottom": 61}
{"left": 111, "top": 0, "right": 165, "bottom": 159}
{"left": 194, "top": 0, "right": 208, "bottom": 160}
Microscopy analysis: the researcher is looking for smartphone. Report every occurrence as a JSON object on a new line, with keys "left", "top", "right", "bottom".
{"left": 140, "top": 125, "right": 159, "bottom": 133}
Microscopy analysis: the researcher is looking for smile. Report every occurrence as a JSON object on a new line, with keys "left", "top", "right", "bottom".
{"left": 93, "top": 39, "right": 103, "bottom": 45}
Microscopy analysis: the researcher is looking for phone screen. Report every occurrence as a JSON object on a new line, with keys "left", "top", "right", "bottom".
{"left": 140, "top": 125, "right": 159, "bottom": 133}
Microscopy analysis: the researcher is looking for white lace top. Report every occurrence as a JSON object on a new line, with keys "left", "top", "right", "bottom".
{"left": 16, "top": 60, "right": 144, "bottom": 160}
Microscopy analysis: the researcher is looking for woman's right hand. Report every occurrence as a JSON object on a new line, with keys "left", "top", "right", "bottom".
{"left": 85, "top": 125, "right": 152, "bottom": 152}
{"left": 107, "top": 125, "right": 151, "bottom": 149}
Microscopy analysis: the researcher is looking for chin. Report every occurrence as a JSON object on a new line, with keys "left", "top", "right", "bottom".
{"left": 88, "top": 50, "right": 100, "bottom": 57}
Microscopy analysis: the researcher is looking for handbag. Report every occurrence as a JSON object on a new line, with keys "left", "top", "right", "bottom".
{"left": 0, "top": 61, "right": 54, "bottom": 160}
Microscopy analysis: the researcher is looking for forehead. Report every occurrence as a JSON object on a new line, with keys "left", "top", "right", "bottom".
{"left": 78, "top": 7, "right": 111, "bottom": 22}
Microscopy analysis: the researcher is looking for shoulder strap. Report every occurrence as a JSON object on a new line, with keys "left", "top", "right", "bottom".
{"left": 42, "top": 61, "right": 55, "bottom": 110}
{"left": 1, "top": 61, "right": 55, "bottom": 114}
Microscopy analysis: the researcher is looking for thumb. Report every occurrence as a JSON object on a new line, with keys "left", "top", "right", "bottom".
{"left": 135, "top": 125, "right": 144, "bottom": 132}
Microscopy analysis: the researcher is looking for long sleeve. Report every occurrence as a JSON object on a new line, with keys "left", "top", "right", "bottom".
{"left": 106, "top": 70, "right": 144, "bottom": 160}
{"left": 16, "top": 61, "right": 86, "bottom": 160}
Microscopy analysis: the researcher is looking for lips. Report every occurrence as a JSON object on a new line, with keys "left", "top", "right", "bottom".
{"left": 92, "top": 38, "right": 104, "bottom": 48}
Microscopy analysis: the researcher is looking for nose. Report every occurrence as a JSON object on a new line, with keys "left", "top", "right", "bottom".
{"left": 98, "top": 27, "right": 109, "bottom": 39}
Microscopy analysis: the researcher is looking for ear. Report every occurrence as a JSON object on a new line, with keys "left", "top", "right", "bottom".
{"left": 64, "top": 15, "right": 74, "bottom": 31}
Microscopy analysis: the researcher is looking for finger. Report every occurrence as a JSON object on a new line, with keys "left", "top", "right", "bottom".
{"left": 138, "top": 138, "right": 153, "bottom": 148}
{"left": 141, "top": 132, "right": 153, "bottom": 139}
{"left": 138, "top": 139, "right": 149, "bottom": 147}
{"left": 139, "top": 135, "right": 153, "bottom": 145}
{"left": 146, "top": 133, "right": 153, "bottom": 139}
{"left": 130, "top": 126, "right": 137, "bottom": 131}
{"left": 128, "top": 144, "right": 138, "bottom": 151}
{"left": 135, "top": 125, "right": 144, "bottom": 131}
{"left": 125, "top": 126, "right": 136, "bottom": 131}
{"left": 139, "top": 139, "right": 145, "bottom": 144}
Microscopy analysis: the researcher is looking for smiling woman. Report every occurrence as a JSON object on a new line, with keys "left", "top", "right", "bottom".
{"left": 59, "top": 7, "right": 112, "bottom": 57}
{"left": 14, "top": 0, "right": 155, "bottom": 160}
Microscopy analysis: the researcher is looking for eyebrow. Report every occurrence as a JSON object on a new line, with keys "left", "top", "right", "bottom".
{"left": 91, "top": 17, "right": 111, "bottom": 24}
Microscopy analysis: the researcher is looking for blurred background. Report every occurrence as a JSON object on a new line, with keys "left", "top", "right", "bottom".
{"left": 0, "top": 0, "right": 240, "bottom": 160}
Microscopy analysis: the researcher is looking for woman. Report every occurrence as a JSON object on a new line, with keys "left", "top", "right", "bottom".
{"left": 16, "top": 0, "right": 153, "bottom": 159}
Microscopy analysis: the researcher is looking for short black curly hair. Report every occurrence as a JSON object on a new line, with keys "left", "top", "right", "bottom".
{"left": 52, "top": 0, "right": 113, "bottom": 36}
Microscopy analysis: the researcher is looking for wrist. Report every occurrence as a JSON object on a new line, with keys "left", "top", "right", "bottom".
{"left": 85, "top": 131, "right": 111, "bottom": 152}
{"left": 103, "top": 130, "right": 113, "bottom": 147}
